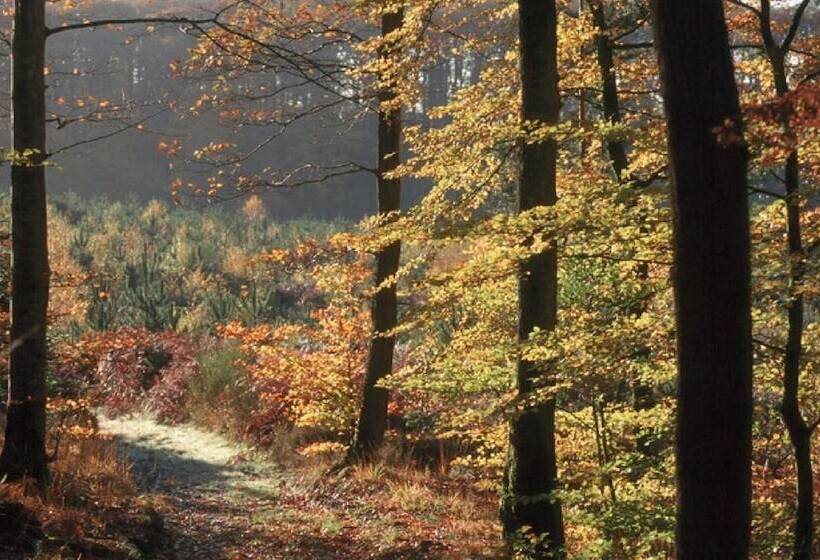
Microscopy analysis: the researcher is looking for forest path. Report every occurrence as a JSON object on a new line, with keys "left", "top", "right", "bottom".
{"left": 98, "top": 414, "right": 364, "bottom": 560}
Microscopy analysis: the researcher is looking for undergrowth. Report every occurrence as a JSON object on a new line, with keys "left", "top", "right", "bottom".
{"left": 0, "top": 424, "right": 167, "bottom": 560}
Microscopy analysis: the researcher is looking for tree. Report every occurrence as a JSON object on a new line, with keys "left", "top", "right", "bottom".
{"left": 348, "top": 4, "right": 404, "bottom": 460}
{"left": 587, "top": 0, "right": 630, "bottom": 179}
{"left": 0, "top": 0, "right": 216, "bottom": 488}
{"left": 727, "top": 1, "right": 815, "bottom": 556}
{"left": 174, "top": 1, "right": 413, "bottom": 460}
{"left": 651, "top": 0, "right": 753, "bottom": 557}
{"left": 587, "top": 0, "right": 659, "bottom": 440}
{"left": 0, "top": 0, "right": 50, "bottom": 487}
{"left": 500, "top": 0, "right": 565, "bottom": 556}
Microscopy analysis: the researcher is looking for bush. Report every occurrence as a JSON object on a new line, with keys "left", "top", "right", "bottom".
{"left": 187, "top": 344, "right": 258, "bottom": 434}
{"left": 58, "top": 328, "right": 199, "bottom": 423}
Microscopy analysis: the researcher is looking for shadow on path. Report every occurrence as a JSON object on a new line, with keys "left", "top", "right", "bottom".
{"left": 110, "top": 437, "right": 237, "bottom": 492}
{"left": 99, "top": 413, "right": 292, "bottom": 559}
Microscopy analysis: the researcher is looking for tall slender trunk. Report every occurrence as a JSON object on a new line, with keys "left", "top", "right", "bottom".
{"left": 588, "top": 0, "right": 628, "bottom": 179}
{"left": 781, "top": 147, "right": 811, "bottom": 560}
{"left": 0, "top": 0, "right": 50, "bottom": 487}
{"left": 348, "top": 7, "right": 402, "bottom": 460}
{"left": 767, "top": 33, "right": 812, "bottom": 560}
{"left": 651, "top": 1, "right": 753, "bottom": 558}
{"left": 588, "top": 0, "right": 655, "bottom": 435}
{"left": 500, "top": 1, "right": 564, "bottom": 556}
{"left": 754, "top": 2, "right": 814, "bottom": 551}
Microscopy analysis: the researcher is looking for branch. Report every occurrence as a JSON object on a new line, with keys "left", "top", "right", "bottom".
{"left": 612, "top": 41, "right": 653, "bottom": 50}
{"left": 727, "top": 0, "right": 762, "bottom": 18}
{"left": 48, "top": 109, "right": 167, "bottom": 157}
{"left": 731, "top": 43, "right": 764, "bottom": 51}
{"left": 611, "top": 16, "right": 649, "bottom": 42}
{"left": 757, "top": 0, "right": 778, "bottom": 52}
{"left": 202, "top": 162, "right": 377, "bottom": 203}
{"left": 566, "top": 252, "right": 672, "bottom": 267}
{"left": 46, "top": 14, "right": 221, "bottom": 37}
{"left": 781, "top": 0, "right": 812, "bottom": 52}
{"left": 798, "top": 67, "right": 820, "bottom": 87}
{"left": 748, "top": 185, "right": 785, "bottom": 200}
{"left": 753, "top": 337, "right": 786, "bottom": 354}
{"left": 769, "top": 170, "right": 786, "bottom": 185}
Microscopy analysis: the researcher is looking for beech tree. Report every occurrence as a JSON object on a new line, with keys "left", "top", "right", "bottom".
{"left": 0, "top": 0, "right": 215, "bottom": 487}
{"left": 652, "top": 0, "right": 753, "bottom": 557}
{"left": 348, "top": 5, "right": 404, "bottom": 460}
{"left": 0, "top": 0, "right": 50, "bottom": 486}
{"left": 500, "top": 0, "right": 565, "bottom": 556}
{"left": 586, "top": 0, "right": 660, "bottom": 432}
{"left": 727, "top": 1, "right": 815, "bottom": 556}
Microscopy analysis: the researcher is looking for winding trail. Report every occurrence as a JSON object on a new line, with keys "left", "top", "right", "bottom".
{"left": 98, "top": 414, "right": 359, "bottom": 560}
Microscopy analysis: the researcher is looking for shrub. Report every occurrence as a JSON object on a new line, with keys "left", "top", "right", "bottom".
{"left": 220, "top": 302, "right": 369, "bottom": 445}
{"left": 187, "top": 344, "right": 258, "bottom": 434}
{"left": 58, "top": 328, "right": 200, "bottom": 423}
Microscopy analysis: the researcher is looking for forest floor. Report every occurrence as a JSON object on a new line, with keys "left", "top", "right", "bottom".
{"left": 98, "top": 413, "right": 500, "bottom": 560}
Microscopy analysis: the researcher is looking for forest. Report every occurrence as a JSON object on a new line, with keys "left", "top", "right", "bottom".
{"left": 0, "top": 0, "right": 817, "bottom": 559}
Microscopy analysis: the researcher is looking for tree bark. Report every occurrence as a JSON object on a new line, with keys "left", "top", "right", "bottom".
{"left": 651, "top": 1, "right": 753, "bottom": 558}
{"left": 348, "top": 7, "right": 402, "bottom": 460}
{"left": 588, "top": 0, "right": 628, "bottom": 180}
{"left": 588, "top": 0, "right": 656, "bottom": 427}
{"left": 757, "top": 4, "right": 813, "bottom": 555}
{"left": 500, "top": 1, "right": 565, "bottom": 556}
{"left": 781, "top": 146, "right": 811, "bottom": 560}
{"left": 0, "top": 0, "right": 50, "bottom": 487}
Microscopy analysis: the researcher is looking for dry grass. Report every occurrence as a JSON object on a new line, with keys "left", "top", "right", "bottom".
{"left": 240, "top": 431, "right": 504, "bottom": 558}
{"left": 297, "top": 455, "right": 503, "bottom": 559}
{"left": 0, "top": 429, "right": 165, "bottom": 560}
{"left": 2, "top": 410, "right": 504, "bottom": 559}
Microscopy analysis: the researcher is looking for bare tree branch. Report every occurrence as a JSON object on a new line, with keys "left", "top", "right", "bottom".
{"left": 781, "top": 0, "right": 812, "bottom": 52}
{"left": 48, "top": 109, "right": 167, "bottom": 157}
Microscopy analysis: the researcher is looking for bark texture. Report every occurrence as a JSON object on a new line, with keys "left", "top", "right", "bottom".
{"left": 588, "top": 0, "right": 656, "bottom": 422}
{"left": 588, "top": 0, "right": 628, "bottom": 179}
{"left": 500, "top": 1, "right": 564, "bottom": 556}
{"left": 0, "top": 0, "right": 51, "bottom": 487}
{"left": 756, "top": 3, "right": 814, "bottom": 556}
{"left": 651, "top": 1, "right": 753, "bottom": 558}
{"left": 348, "top": 7, "right": 403, "bottom": 460}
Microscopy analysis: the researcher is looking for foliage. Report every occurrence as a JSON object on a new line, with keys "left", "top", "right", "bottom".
{"left": 222, "top": 248, "right": 373, "bottom": 445}
{"left": 39, "top": 194, "right": 347, "bottom": 337}
{"left": 0, "top": 0, "right": 817, "bottom": 558}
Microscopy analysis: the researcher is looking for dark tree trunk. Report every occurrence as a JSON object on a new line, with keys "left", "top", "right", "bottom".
{"left": 757, "top": 4, "right": 813, "bottom": 554}
{"left": 776, "top": 60, "right": 812, "bottom": 560}
{"left": 0, "top": 0, "right": 50, "bottom": 487}
{"left": 348, "top": 7, "right": 402, "bottom": 460}
{"left": 500, "top": 1, "right": 564, "bottom": 556}
{"left": 651, "top": 1, "right": 753, "bottom": 558}
{"left": 588, "top": 0, "right": 656, "bottom": 425}
{"left": 588, "top": 0, "right": 628, "bottom": 180}
{"left": 779, "top": 62, "right": 812, "bottom": 560}
{"left": 781, "top": 147, "right": 811, "bottom": 560}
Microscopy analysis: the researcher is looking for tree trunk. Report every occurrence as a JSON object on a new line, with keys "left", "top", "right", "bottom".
{"left": 588, "top": 0, "right": 656, "bottom": 439}
{"left": 348, "top": 7, "right": 402, "bottom": 460}
{"left": 761, "top": 12, "right": 813, "bottom": 555}
{"left": 780, "top": 85, "right": 812, "bottom": 560}
{"left": 500, "top": 1, "right": 564, "bottom": 556}
{"left": 0, "top": 0, "right": 50, "bottom": 488}
{"left": 777, "top": 65, "right": 811, "bottom": 560}
{"left": 781, "top": 146, "right": 811, "bottom": 560}
{"left": 651, "top": 1, "right": 753, "bottom": 558}
{"left": 588, "top": 0, "right": 628, "bottom": 179}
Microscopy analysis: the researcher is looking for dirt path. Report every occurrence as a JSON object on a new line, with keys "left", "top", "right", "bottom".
{"left": 98, "top": 414, "right": 358, "bottom": 560}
